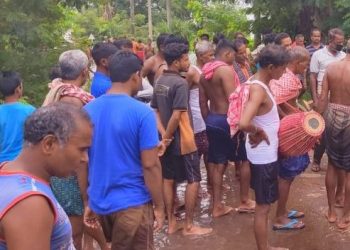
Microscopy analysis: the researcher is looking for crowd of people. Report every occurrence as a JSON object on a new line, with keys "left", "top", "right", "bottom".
{"left": 0, "top": 27, "right": 350, "bottom": 250}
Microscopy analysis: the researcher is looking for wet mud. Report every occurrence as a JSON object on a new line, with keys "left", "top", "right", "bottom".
{"left": 155, "top": 155, "right": 350, "bottom": 250}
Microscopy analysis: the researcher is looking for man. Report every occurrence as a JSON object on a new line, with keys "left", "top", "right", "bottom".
{"left": 274, "top": 33, "right": 292, "bottom": 50}
{"left": 306, "top": 28, "right": 324, "bottom": 57}
{"left": 90, "top": 42, "right": 118, "bottom": 98}
{"left": 142, "top": 33, "right": 169, "bottom": 85}
{"left": 0, "top": 102, "right": 92, "bottom": 250}
{"left": 43, "top": 50, "right": 109, "bottom": 250}
{"left": 84, "top": 51, "right": 164, "bottom": 249}
{"left": 317, "top": 39, "right": 350, "bottom": 228}
{"left": 270, "top": 47, "right": 310, "bottom": 230}
{"left": 113, "top": 38, "right": 133, "bottom": 52}
{"left": 152, "top": 42, "right": 212, "bottom": 236}
{"left": 239, "top": 44, "right": 289, "bottom": 250}
{"left": 233, "top": 39, "right": 253, "bottom": 84}
{"left": 0, "top": 71, "right": 35, "bottom": 163}
{"left": 199, "top": 39, "right": 249, "bottom": 217}
{"left": 310, "top": 28, "right": 345, "bottom": 174}
{"left": 186, "top": 40, "right": 214, "bottom": 189}
{"left": 292, "top": 34, "right": 305, "bottom": 48}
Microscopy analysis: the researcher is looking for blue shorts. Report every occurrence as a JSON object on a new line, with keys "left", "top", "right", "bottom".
{"left": 205, "top": 113, "right": 247, "bottom": 164}
{"left": 250, "top": 161, "right": 279, "bottom": 205}
{"left": 279, "top": 154, "right": 310, "bottom": 180}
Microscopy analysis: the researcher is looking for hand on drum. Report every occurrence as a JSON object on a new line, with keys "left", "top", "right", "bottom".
{"left": 248, "top": 127, "right": 270, "bottom": 148}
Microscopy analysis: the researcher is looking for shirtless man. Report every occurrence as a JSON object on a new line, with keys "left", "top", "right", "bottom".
{"left": 318, "top": 39, "right": 350, "bottom": 228}
{"left": 239, "top": 44, "right": 289, "bottom": 250}
{"left": 142, "top": 33, "right": 169, "bottom": 85}
{"left": 186, "top": 40, "right": 214, "bottom": 188}
{"left": 199, "top": 39, "right": 248, "bottom": 217}
{"left": 0, "top": 102, "right": 92, "bottom": 250}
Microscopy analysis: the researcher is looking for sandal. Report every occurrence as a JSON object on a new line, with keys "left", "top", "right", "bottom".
{"left": 287, "top": 210, "right": 304, "bottom": 219}
{"left": 273, "top": 219, "right": 305, "bottom": 231}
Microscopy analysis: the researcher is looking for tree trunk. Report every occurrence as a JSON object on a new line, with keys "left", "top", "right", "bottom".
{"left": 130, "top": 0, "right": 135, "bottom": 35}
{"left": 166, "top": 0, "right": 171, "bottom": 29}
{"left": 148, "top": 0, "right": 153, "bottom": 39}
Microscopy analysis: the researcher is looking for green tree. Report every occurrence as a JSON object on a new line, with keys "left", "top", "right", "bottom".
{"left": 0, "top": 0, "right": 66, "bottom": 106}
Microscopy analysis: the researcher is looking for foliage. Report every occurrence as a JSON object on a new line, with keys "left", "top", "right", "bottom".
{"left": 1, "top": 0, "right": 350, "bottom": 106}
{"left": 246, "top": 0, "right": 350, "bottom": 43}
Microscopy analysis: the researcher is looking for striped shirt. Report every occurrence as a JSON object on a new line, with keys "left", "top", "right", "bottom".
{"left": 305, "top": 44, "right": 324, "bottom": 57}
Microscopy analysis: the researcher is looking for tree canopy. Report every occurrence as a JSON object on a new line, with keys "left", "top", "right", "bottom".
{"left": 0, "top": 0, "right": 350, "bottom": 106}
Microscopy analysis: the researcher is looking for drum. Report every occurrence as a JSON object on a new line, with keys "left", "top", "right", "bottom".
{"left": 278, "top": 111, "right": 325, "bottom": 157}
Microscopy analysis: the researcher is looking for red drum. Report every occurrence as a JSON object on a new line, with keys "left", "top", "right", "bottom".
{"left": 278, "top": 111, "right": 325, "bottom": 157}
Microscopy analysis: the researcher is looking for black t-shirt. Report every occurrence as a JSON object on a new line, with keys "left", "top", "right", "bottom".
{"left": 151, "top": 70, "right": 188, "bottom": 155}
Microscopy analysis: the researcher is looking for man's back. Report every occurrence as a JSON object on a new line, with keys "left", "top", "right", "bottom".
{"left": 201, "top": 66, "right": 236, "bottom": 114}
{"left": 326, "top": 61, "right": 350, "bottom": 106}
{"left": 84, "top": 94, "right": 159, "bottom": 215}
{"left": 151, "top": 71, "right": 188, "bottom": 155}
{"left": 0, "top": 102, "right": 35, "bottom": 163}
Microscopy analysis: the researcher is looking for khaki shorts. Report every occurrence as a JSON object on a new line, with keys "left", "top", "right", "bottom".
{"left": 100, "top": 203, "right": 154, "bottom": 250}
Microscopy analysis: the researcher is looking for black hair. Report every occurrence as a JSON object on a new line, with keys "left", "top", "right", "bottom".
{"left": 0, "top": 71, "right": 22, "bottom": 97}
{"left": 164, "top": 43, "right": 189, "bottom": 66}
{"left": 274, "top": 33, "right": 291, "bottom": 45}
{"left": 256, "top": 44, "right": 290, "bottom": 68}
{"left": 49, "top": 65, "right": 61, "bottom": 81}
{"left": 232, "top": 39, "right": 246, "bottom": 52}
{"left": 310, "top": 28, "right": 321, "bottom": 36}
{"left": 200, "top": 33, "right": 210, "bottom": 41}
{"left": 213, "top": 33, "right": 225, "bottom": 45}
{"left": 108, "top": 51, "right": 143, "bottom": 83}
{"left": 113, "top": 39, "right": 133, "bottom": 50}
{"left": 91, "top": 42, "right": 118, "bottom": 66}
{"left": 156, "top": 33, "right": 169, "bottom": 50}
{"left": 164, "top": 34, "right": 189, "bottom": 46}
{"left": 24, "top": 102, "right": 91, "bottom": 146}
{"left": 263, "top": 33, "right": 276, "bottom": 45}
{"left": 215, "top": 39, "right": 235, "bottom": 56}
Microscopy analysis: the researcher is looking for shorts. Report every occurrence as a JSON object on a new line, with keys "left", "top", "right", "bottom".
{"left": 279, "top": 154, "right": 310, "bottom": 180}
{"left": 100, "top": 203, "right": 154, "bottom": 250}
{"left": 50, "top": 175, "right": 84, "bottom": 216}
{"left": 195, "top": 130, "right": 209, "bottom": 157}
{"left": 250, "top": 161, "right": 279, "bottom": 205}
{"left": 160, "top": 151, "right": 201, "bottom": 183}
{"left": 205, "top": 113, "right": 247, "bottom": 164}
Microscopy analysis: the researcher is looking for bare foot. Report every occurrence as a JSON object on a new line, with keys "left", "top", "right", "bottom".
{"left": 236, "top": 199, "right": 256, "bottom": 213}
{"left": 311, "top": 162, "right": 321, "bottom": 172}
{"left": 337, "top": 217, "right": 350, "bottom": 230}
{"left": 212, "top": 204, "right": 233, "bottom": 218}
{"left": 167, "top": 221, "right": 184, "bottom": 234}
{"left": 183, "top": 225, "right": 213, "bottom": 236}
{"left": 325, "top": 210, "right": 337, "bottom": 223}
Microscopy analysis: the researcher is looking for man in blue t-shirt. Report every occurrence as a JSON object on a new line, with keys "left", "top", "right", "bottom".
{"left": 0, "top": 71, "right": 35, "bottom": 163}
{"left": 90, "top": 42, "right": 118, "bottom": 98}
{"left": 84, "top": 51, "right": 164, "bottom": 249}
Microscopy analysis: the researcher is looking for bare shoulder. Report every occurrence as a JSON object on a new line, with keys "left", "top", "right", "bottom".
{"left": 215, "top": 65, "right": 233, "bottom": 75}
{"left": 2, "top": 194, "right": 55, "bottom": 226}
{"left": 249, "top": 83, "right": 267, "bottom": 98}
